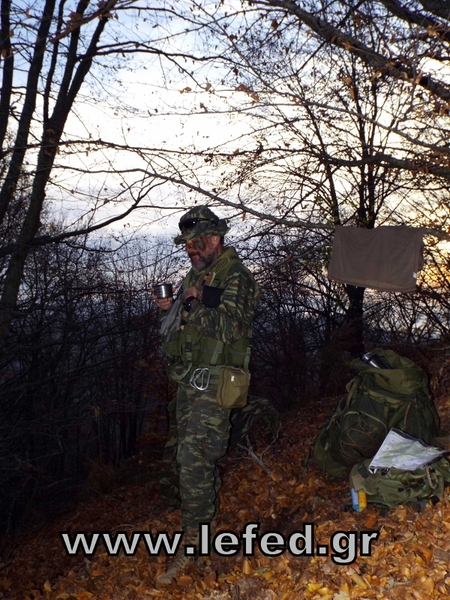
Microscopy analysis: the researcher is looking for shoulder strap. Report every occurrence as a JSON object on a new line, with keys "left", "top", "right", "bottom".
{"left": 200, "top": 250, "right": 240, "bottom": 287}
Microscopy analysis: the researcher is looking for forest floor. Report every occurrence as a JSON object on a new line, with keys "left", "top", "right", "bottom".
{"left": 2, "top": 349, "right": 450, "bottom": 600}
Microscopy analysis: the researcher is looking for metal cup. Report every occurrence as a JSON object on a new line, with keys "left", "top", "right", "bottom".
{"left": 154, "top": 283, "right": 173, "bottom": 299}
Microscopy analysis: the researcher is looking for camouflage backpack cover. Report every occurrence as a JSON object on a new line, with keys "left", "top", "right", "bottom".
{"left": 313, "top": 348, "right": 441, "bottom": 478}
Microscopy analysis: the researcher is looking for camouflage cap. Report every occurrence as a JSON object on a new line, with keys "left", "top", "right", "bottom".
{"left": 174, "top": 205, "right": 230, "bottom": 245}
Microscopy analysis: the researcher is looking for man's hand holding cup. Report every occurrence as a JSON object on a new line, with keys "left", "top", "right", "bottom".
{"left": 152, "top": 282, "right": 174, "bottom": 311}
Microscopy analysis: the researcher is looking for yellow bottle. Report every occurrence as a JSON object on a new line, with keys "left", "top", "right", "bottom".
{"left": 358, "top": 490, "right": 367, "bottom": 511}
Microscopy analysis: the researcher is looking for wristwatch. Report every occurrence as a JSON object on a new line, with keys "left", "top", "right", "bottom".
{"left": 182, "top": 295, "right": 197, "bottom": 312}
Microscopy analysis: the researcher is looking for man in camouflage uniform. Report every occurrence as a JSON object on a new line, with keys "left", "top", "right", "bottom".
{"left": 154, "top": 205, "right": 260, "bottom": 583}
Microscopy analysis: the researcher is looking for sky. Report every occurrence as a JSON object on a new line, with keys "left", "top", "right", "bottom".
{"left": 37, "top": 0, "right": 259, "bottom": 239}
{"left": 53, "top": 62, "right": 255, "bottom": 240}
{"left": 11, "top": 1, "right": 450, "bottom": 253}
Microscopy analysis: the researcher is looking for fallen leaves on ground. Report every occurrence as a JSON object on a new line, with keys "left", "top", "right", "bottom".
{"left": 2, "top": 357, "right": 450, "bottom": 600}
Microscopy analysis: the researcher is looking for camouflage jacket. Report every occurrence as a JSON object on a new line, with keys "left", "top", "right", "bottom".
{"left": 162, "top": 246, "right": 259, "bottom": 380}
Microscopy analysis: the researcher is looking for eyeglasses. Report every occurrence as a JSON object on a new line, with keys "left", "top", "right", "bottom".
{"left": 179, "top": 218, "right": 217, "bottom": 232}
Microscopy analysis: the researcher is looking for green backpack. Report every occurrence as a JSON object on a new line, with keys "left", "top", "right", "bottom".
{"left": 350, "top": 457, "right": 450, "bottom": 509}
{"left": 313, "top": 348, "right": 441, "bottom": 478}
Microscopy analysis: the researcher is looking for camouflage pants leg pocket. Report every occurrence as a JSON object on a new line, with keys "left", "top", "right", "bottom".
{"left": 177, "top": 387, "right": 231, "bottom": 530}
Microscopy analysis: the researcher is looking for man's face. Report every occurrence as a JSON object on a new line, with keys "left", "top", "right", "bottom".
{"left": 185, "top": 236, "right": 221, "bottom": 272}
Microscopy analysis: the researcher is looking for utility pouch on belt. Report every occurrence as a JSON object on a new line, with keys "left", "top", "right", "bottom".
{"left": 217, "top": 366, "right": 250, "bottom": 409}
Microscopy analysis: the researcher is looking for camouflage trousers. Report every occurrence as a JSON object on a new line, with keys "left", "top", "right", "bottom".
{"left": 160, "top": 382, "right": 231, "bottom": 531}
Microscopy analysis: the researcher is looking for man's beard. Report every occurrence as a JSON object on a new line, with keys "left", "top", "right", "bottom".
{"left": 190, "top": 249, "right": 217, "bottom": 272}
